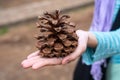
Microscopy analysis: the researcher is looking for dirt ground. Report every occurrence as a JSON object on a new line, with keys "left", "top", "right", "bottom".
{"left": 0, "top": 6, "right": 93, "bottom": 80}
{"left": 0, "top": 0, "right": 44, "bottom": 8}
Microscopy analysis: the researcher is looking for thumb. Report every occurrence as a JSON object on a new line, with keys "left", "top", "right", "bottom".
{"left": 76, "top": 30, "right": 82, "bottom": 37}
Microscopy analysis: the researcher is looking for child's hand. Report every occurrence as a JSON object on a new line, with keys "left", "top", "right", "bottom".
{"left": 21, "top": 30, "right": 96, "bottom": 69}
{"left": 21, "top": 51, "right": 63, "bottom": 69}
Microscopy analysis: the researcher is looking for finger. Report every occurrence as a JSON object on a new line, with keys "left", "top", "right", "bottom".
{"left": 21, "top": 56, "right": 40, "bottom": 68}
{"left": 32, "top": 58, "right": 62, "bottom": 69}
{"left": 62, "top": 44, "right": 82, "bottom": 64}
{"left": 27, "top": 51, "right": 40, "bottom": 59}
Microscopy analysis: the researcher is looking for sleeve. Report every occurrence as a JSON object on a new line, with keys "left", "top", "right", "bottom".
{"left": 82, "top": 28, "right": 120, "bottom": 65}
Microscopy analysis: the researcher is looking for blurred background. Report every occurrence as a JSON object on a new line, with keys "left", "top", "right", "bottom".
{"left": 0, "top": 0, "right": 93, "bottom": 80}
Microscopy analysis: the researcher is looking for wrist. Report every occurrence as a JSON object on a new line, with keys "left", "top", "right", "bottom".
{"left": 87, "top": 32, "right": 98, "bottom": 48}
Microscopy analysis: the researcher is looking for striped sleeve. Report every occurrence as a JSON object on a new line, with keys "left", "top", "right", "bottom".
{"left": 82, "top": 28, "right": 120, "bottom": 65}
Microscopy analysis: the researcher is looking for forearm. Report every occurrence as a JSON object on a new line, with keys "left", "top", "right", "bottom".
{"left": 82, "top": 29, "right": 120, "bottom": 65}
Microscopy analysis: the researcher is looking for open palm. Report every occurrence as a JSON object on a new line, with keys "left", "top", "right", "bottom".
{"left": 21, "top": 30, "right": 88, "bottom": 69}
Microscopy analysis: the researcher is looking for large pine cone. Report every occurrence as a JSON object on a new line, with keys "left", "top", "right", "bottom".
{"left": 35, "top": 10, "right": 78, "bottom": 58}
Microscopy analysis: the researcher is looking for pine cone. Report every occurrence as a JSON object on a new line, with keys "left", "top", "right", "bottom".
{"left": 35, "top": 10, "right": 78, "bottom": 58}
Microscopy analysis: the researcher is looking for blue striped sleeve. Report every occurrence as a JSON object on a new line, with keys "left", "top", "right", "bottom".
{"left": 82, "top": 28, "right": 120, "bottom": 65}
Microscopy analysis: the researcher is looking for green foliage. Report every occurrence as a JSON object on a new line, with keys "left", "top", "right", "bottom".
{"left": 0, "top": 27, "right": 8, "bottom": 35}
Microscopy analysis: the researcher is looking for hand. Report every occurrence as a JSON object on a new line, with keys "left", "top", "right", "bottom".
{"left": 21, "top": 30, "right": 90, "bottom": 69}
{"left": 21, "top": 51, "right": 63, "bottom": 69}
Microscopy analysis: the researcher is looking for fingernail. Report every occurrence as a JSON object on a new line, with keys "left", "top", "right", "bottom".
{"left": 21, "top": 60, "right": 26, "bottom": 65}
{"left": 64, "top": 60, "right": 70, "bottom": 64}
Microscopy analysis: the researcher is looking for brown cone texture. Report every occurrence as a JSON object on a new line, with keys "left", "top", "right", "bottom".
{"left": 35, "top": 10, "right": 78, "bottom": 58}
